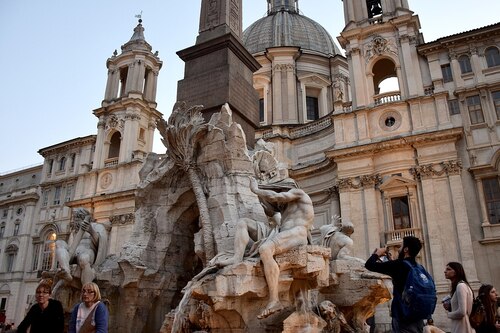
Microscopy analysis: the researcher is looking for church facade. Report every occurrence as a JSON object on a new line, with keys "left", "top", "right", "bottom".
{"left": 1, "top": 0, "right": 499, "bottom": 330}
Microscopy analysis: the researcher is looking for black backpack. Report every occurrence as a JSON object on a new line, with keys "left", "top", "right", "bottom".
{"left": 398, "top": 261, "right": 437, "bottom": 321}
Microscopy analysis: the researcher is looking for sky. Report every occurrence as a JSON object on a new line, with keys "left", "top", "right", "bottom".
{"left": 1, "top": 0, "right": 499, "bottom": 174}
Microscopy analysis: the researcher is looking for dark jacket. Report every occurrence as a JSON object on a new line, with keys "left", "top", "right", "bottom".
{"left": 17, "top": 298, "right": 64, "bottom": 333}
{"left": 365, "top": 254, "right": 416, "bottom": 320}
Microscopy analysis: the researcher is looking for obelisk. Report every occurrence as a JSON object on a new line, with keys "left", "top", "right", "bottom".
{"left": 176, "top": 0, "right": 260, "bottom": 146}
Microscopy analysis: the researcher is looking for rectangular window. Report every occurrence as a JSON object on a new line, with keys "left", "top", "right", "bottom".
{"left": 42, "top": 190, "right": 49, "bottom": 207}
{"left": 32, "top": 243, "right": 41, "bottom": 271}
{"left": 6, "top": 253, "right": 15, "bottom": 272}
{"left": 0, "top": 297, "right": 6, "bottom": 310}
{"left": 306, "top": 96, "right": 319, "bottom": 121}
{"left": 482, "top": 178, "right": 500, "bottom": 224}
{"left": 13, "top": 223, "right": 19, "bottom": 236}
{"left": 65, "top": 185, "right": 74, "bottom": 203}
{"left": 0, "top": 225, "right": 4, "bottom": 238}
{"left": 448, "top": 99, "right": 460, "bottom": 115}
{"left": 391, "top": 196, "right": 411, "bottom": 230}
{"left": 441, "top": 64, "right": 453, "bottom": 83}
{"left": 467, "top": 95, "right": 484, "bottom": 124}
{"left": 53, "top": 186, "right": 61, "bottom": 205}
{"left": 259, "top": 98, "right": 265, "bottom": 123}
{"left": 492, "top": 91, "right": 500, "bottom": 120}
{"left": 2, "top": 209, "right": 7, "bottom": 218}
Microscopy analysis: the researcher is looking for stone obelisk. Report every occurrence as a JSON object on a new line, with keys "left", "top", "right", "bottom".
{"left": 176, "top": 0, "right": 260, "bottom": 146}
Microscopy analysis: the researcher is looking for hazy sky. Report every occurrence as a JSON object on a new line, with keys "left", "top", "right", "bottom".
{"left": 1, "top": 0, "right": 499, "bottom": 174}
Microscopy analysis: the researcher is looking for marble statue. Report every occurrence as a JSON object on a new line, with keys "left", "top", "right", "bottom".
{"left": 217, "top": 176, "right": 315, "bottom": 319}
{"left": 51, "top": 208, "right": 109, "bottom": 293}
{"left": 318, "top": 300, "right": 354, "bottom": 333}
{"left": 320, "top": 215, "right": 365, "bottom": 264}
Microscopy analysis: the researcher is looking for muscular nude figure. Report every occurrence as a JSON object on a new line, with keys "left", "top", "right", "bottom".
{"left": 218, "top": 177, "right": 314, "bottom": 319}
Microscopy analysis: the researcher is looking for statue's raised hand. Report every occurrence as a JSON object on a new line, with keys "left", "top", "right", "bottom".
{"left": 249, "top": 177, "right": 259, "bottom": 192}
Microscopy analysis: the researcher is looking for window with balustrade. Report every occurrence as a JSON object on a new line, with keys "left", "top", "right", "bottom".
{"left": 391, "top": 196, "right": 411, "bottom": 230}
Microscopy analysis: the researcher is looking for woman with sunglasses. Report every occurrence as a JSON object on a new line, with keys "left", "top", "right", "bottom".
{"left": 17, "top": 280, "right": 64, "bottom": 333}
{"left": 69, "top": 282, "right": 108, "bottom": 333}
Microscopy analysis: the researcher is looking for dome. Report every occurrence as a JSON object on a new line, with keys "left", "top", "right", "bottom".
{"left": 243, "top": 5, "right": 341, "bottom": 56}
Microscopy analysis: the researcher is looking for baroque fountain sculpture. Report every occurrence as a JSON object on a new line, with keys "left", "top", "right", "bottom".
{"left": 49, "top": 102, "right": 391, "bottom": 333}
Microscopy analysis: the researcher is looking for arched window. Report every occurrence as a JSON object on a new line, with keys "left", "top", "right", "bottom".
{"left": 108, "top": 132, "right": 121, "bottom": 159}
{"left": 485, "top": 47, "right": 500, "bottom": 68}
{"left": 372, "top": 58, "right": 399, "bottom": 94}
{"left": 458, "top": 55, "right": 472, "bottom": 73}
{"left": 41, "top": 231, "right": 57, "bottom": 271}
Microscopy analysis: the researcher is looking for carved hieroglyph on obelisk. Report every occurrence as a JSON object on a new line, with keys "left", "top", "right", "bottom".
{"left": 198, "top": 0, "right": 242, "bottom": 42}
{"left": 177, "top": 0, "right": 260, "bottom": 146}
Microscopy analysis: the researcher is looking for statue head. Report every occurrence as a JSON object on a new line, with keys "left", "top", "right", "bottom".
{"left": 73, "top": 207, "right": 91, "bottom": 221}
{"left": 319, "top": 300, "right": 339, "bottom": 320}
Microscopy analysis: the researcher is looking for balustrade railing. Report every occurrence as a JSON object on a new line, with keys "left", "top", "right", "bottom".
{"left": 104, "top": 157, "right": 118, "bottom": 168}
{"left": 374, "top": 91, "right": 401, "bottom": 105}
{"left": 384, "top": 227, "right": 422, "bottom": 245}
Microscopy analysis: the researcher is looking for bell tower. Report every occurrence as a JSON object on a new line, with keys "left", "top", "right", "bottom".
{"left": 338, "top": 0, "right": 425, "bottom": 109}
{"left": 93, "top": 19, "right": 163, "bottom": 170}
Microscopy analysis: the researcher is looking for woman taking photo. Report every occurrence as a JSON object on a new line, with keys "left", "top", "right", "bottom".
{"left": 17, "top": 280, "right": 64, "bottom": 333}
{"left": 443, "top": 262, "right": 475, "bottom": 333}
{"left": 69, "top": 282, "right": 109, "bottom": 333}
{"left": 476, "top": 284, "right": 500, "bottom": 333}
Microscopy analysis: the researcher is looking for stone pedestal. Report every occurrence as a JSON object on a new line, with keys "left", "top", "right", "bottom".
{"left": 161, "top": 245, "right": 330, "bottom": 332}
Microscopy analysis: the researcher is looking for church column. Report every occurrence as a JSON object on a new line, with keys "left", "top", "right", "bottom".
{"left": 449, "top": 51, "right": 465, "bottom": 87}
{"left": 273, "top": 64, "right": 283, "bottom": 124}
{"left": 470, "top": 47, "right": 485, "bottom": 83}
{"left": 362, "top": 176, "right": 382, "bottom": 255}
{"left": 475, "top": 178, "right": 489, "bottom": 225}
{"left": 448, "top": 171, "right": 478, "bottom": 282}
{"left": 286, "top": 64, "right": 297, "bottom": 123}
{"left": 93, "top": 117, "right": 107, "bottom": 169}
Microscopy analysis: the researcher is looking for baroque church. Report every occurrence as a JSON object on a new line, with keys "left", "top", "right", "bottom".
{"left": 1, "top": 0, "right": 499, "bottom": 330}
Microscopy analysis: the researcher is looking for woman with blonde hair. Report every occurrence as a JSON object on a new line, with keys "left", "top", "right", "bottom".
{"left": 17, "top": 279, "right": 64, "bottom": 333}
{"left": 69, "top": 282, "right": 108, "bottom": 333}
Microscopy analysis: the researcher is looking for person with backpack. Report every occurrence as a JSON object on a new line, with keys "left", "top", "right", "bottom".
{"left": 365, "top": 236, "right": 436, "bottom": 333}
{"left": 69, "top": 282, "right": 109, "bottom": 333}
{"left": 475, "top": 284, "right": 500, "bottom": 333}
{"left": 443, "top": 261, "right": 475, "bottom": 333}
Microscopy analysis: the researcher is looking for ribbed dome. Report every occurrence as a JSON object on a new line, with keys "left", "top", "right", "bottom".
{"left": 243, "top": 7, "right": 341, "bottom": 56}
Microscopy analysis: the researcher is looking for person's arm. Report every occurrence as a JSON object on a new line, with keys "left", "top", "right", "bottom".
{"left": 94, "top": 302, "right": 109, "bottom": 333}
{"left": 365, "top": 248, "right": 399, "bottom": 276}
{"left": 16, "top": 305, "right": 34, "bottom": 333}
{"left": 68, "top": 304, "right": 79, "bottom": 333}
{"left": 447, "top": 283, "right": 468, "bottom": 319}
{"left": 250, "top": 177, "right": 300, "bottom": 204}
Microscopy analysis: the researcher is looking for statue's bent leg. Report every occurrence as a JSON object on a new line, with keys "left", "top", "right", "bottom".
{"left": 54, "top": 240, "right": 72, "bottom": 281}
{"left": 77, "top": 251, "right": 96, "bottom": 285}
{"left": 257, "top": 239, "right": 283, "bottom": 319}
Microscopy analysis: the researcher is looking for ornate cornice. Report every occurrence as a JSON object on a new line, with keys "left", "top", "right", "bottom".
{"left": 326, "top": 128, "right": 463, "bottom": 160}
{"left": 109, "top": 213, "right": 135, "bottom": 226}
{"left": 410, "top": 160, "right": 462, "bottom": 180}
{"left": 336, "top": 174, "right": 382, "bottom": 192}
